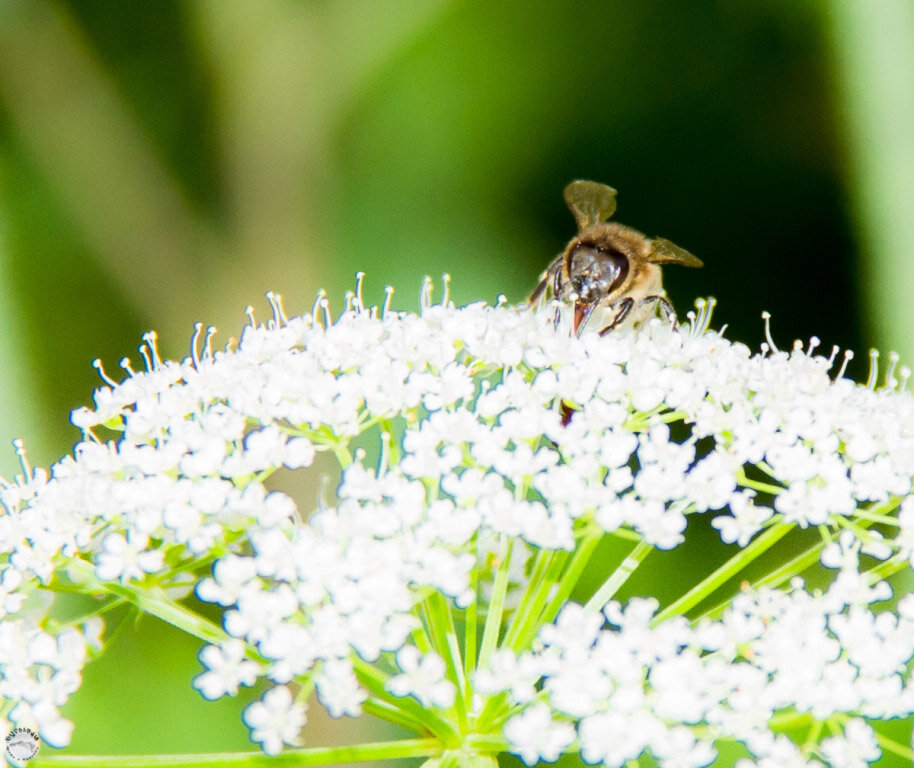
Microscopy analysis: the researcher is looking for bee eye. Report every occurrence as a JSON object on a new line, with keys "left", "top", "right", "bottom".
{"left": 567, "top": 245, "right": 629, "bottom": 300}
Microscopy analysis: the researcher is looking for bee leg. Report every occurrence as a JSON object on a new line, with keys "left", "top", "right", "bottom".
{"left": 528, "top": 255, "right": 564, "bottom": 307}
{"left": 599, "top": 297, "right": 634, "bottom": 335}
{"left": 528, "top": 275, "right": 550, "bottom": 307}
{"left": 643, "top": 295, "right": 678, "bottom": 328}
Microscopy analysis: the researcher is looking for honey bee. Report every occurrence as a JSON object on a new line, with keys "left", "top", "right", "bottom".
{"left": 530, "top": 180, "right": 703, "bottom": 334}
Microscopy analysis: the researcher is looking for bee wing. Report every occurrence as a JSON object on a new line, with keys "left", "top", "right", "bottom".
{"left": 647, "top": 237, "right": 704, "bottom": 268}
{"left": 564, "top": 180, "right": 617, "bottom": 231}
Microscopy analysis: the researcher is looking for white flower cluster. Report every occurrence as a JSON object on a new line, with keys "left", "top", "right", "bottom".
{"left": 0, "top": 280, "right": 912, "bottom": 764}
{"left": 486, "top": 545, "right": 913, "bottom": 768}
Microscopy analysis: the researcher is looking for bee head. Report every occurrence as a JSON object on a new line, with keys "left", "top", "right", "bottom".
{"left": 561, "top": 242, "right": 629, "bottom": 303}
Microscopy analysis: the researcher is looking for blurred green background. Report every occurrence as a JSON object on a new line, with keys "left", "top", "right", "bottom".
{"left": 1, "top": 0, "right": 913, "bottom": 762}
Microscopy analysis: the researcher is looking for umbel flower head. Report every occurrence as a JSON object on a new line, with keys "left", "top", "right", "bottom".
{"left": 1, "top": 274, "right": 913, "bottom": 767}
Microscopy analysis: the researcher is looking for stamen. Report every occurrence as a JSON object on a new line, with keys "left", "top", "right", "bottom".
{"left": 266, "top": 292, "right": 288, "bottom": 327}
{"left": 190, "top": 323, "right": 204, "bottom": 368}
{"left": 120, "top": 357, "right": 136, "bottom": 376}
{"left": 312, "top": 289, "right": 326, "bottom": 327}
{"left": 245, "top": 305, "right": 256, "bottom": 328}
{"left": 806, "top": 337, "right": 820, "bottom": 357}
{"left": 827, "top": 345, "right": 840, "bottom": 368}
{"left": 203, "top": 326, "right": 217, "bottom": 362}
{"left": 13, "top": 439, "right": 31, "bottom": 481}
{"left": 761, "top": 311, "right": 779, "bottom": 354}
{"left": 383, "top": 286, "right": 394, "bottom": 319}
{"left": 884, "top": 351, "right": 900, "bottom": 391}
{"left": 138, "top": 344, "right": 153, "bottom": 373}
{"left": 320, "top": 298, "right": 332, "bottom": 329}
{"left": 355, "top": 272, "right": 365, "bottom": 313}
{"left": 344, "top": 290, "right": 355, "bottom": 314}
{"left": 899, "top": 365, "right": 911, "bottom": 392}
{"left": 142, "top": 331, "right": 162, "bottom": 370}
{"left": 497, "top": 294, "right": 507, "bottom": 307}
{"left": 420, "top": 276, "right": 433, "bottom": 311}
{"left": 441, "top": 273, "right": 451, "bottom": 307}
{"left": 92, "top": 358, "right": 119, "bottom": 387}
{"left": 836, "top": 350, "right": 854, "bottom": 380}
{"left": 378, "top": 431, "right": 391, "bottom": 476}
{"left": 865, "top": 349, "right": 879, "bottom": 390}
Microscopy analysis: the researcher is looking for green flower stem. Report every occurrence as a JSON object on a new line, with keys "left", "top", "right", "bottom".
{"left": 424, "top": 590, "right": 469, "bottom": 731}
{"left": 501, "top": 548, "right": 567, "bottom": 651}
{"left": 352, "top": 658, "right": 460, "bottom": 744}
{"left": 477, "top": 536, "right": 512, "bottom": 673}
{"left": 33, "top": 739, "right": 443, "bottom": 767}
{"left": 698, "top": 543, "right": 824, "bottom": 622}
{"left": 866, "top": 554, "right": 912, "bottom": 583}
{"left": 463, "top": 562, "right": 479, "bottom": 705}
{"left": 873, "top": 729, "right": 914, "bottom": 761}
{"left": 361, "top": 698, "right": 435, "bottom": 736}
{"left": 736, "top": 467, "right": 785, "bottom": 496}
{"left": 651, "top": 520, "right": 796, "bottom": 626}
{"left": 64, "top": 559, "right": 227, "bottom": 645}
{"left": 583, "top": 537, "right": 654, "bottom": 614}
{"left": 535, "top": 522, "right": 604, "bottom": 628}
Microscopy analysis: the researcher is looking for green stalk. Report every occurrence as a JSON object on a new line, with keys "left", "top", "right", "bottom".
{"left": 651, "top": 520, "right": 795, "bottom": 626}
{"left": 500, "top": 548, "right": 567, "bottom": 651}
{"left": 536, "top": 523, "right": 604, "bottom": 627}
{"left": 477, "top": 536, "right": 512, "bottom": 672}
{"left": 33, "top": 739, "right": 442, "bottom": 767}
{"left": 352, "top": 658, "right": 459, "bottom": 744}
{"left": 583, "top": 538, "right": 654, "bottom": 613}
{"left": 65, "top": 559, "right": 226, "bottom": 645}
{"left": 424, "top": 591, "right": 469, "bottom": 731}
{"left": 463, "top": 559, "right": 479, "bottom": 706}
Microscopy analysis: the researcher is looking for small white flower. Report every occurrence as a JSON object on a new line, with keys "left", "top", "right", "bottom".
{"left": 315, "top": 657, "right": 367, "bottom": 717}
{"left": 194, "top": 639, "right": 260, "bottom": 699}
{"left": 94, "top": 531, "right": 164, "bottom": 583}
{"left": 819, "top": 718, "right": 879, "bottom": 768}
{"left": 242, "top": 685, "right": 306, "bottom": 756}
{"left": 504, "top": 702, "right": 576, "bottom": 765}
{"left": 385, "top": 647, "right": 456, "bottom": 709}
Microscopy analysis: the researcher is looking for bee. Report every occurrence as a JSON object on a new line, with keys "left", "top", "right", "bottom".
{"left": 530, "top": 180, "right": 703, "bottom": 335}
